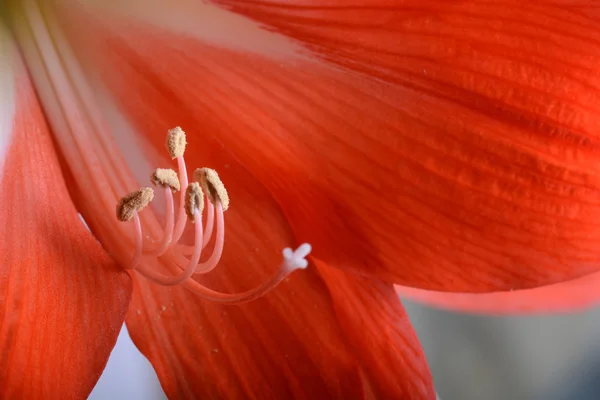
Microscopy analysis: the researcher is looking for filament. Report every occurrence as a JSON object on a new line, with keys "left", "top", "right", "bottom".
{"left": 134, "top": 208, "right": 204, "bottom": 286}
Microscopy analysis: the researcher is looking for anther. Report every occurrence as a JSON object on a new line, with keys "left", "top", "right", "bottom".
{"left": 185, "top": 182, "right": 204, "bottom": 222}
{"left": 151, "top": 168, "right": 181, "bottom": 191}
{"left": 116, "top": 187, "right": 154, "bottom": 222}
{"left": 166, "top": 126, "right": 187, "bottom": 159}
{"left": 193, "top": 167, "right": 229, "bottom": 211}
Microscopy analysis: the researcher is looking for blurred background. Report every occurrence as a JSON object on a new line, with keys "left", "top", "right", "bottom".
{"left": 89, "top": 300, "right": 600, "bottom": 400}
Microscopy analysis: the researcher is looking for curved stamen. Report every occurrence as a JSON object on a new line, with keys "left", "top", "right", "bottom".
{"left": 183, "top": 244, "right": 311, "bottom": 304}
{"left": 116, "top": 127, "right": 312, "bottom": 306}
{"left": 171, "top": 154, "right": 189, "bottom": 245}
{"left": 174, "top": 201, "right": 224, "bottom": 274}
{"left": 180, "top": 197, "right": 215, "bottom": 256}
{"left": 194, "top": 201, "right": 223, "bottom": 274}
{"left": 145, "top": 187, "right": 175, "bottom": 257}
{"left": 129, "top": 211, "right": 144, "bottom": 269}
{"left": 134, "top": 207, "right": 204, "bottom": 286}
{"left": 202, "top": 199, "right": 215, "bottom": 249}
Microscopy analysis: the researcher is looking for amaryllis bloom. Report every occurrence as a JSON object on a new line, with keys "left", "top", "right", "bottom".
{"left": 2, "top": 0, "right": 600, "bottom": 399}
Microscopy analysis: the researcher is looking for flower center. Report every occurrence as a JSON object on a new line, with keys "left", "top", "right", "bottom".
{"left": 116, "top": 127, "right": 311, "bottom": 304}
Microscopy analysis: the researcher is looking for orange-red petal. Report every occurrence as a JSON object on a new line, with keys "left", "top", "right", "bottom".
{"left": 396, "top": 271, "right": 600, "bottom": 314}
{"left": 0, "top": 51, "right": 132, "bottom": 397}
{"left": 122, "top": 157, "right": 433, "bottom": 398}
{"left": 12, "top": 4, "right": 435, "bottom": 396}
{"left": 54, "top": 1, "right": 600, "bottom": 292}
{"left": 316, "top": 261, "right": 435, "bottom": 399}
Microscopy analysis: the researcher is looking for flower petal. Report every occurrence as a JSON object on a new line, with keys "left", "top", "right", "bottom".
{"left": 125, "top": 228, "right": 368, "bottom": 398}
{"left": 121, "top": 122, "right": 415, "bottom": 397}
{"left": 316, "top": 261, "right": 435, "bottom": 399}
{"left": 53, "top": 1, "right": 600, "bottom": 292}
{"left": 10, "top": 5, "right": 434, "bottom": 397}
{"left": 396, "top": 271, "right": 600, "bottom": 314}
{"left": 0, "top": 35, "right": 131, "bottom": 398}
{"left": 118, "top": 144, "right": 434, "bottom": 398}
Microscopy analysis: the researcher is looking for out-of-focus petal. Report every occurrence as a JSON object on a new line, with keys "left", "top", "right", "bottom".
{"left": 396, "top": 271, "right": 600, "bottom": 314}
{"left": 0, "top": 28, "right": 131, "bottom": 398}
{"left": 51, "top": 1, "right": 600, "bottom": 292}
{"left": 316, "top": 261, "right": 435, "bottom": 399}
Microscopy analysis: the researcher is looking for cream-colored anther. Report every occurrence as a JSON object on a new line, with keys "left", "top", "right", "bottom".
{"left": 193, "top": 168, "right": 229, "bottom": 211}
{"left": 185, "top": 182, "right": 204, "bottom": 223}
{"left": 116, "top": 187, "right": 154, "bottom": 222}
{"left": 151, "top": 168, "right": 180, "bottom": 191}
{"left": 166, "top": 126, "right": 187, "bottom": 159}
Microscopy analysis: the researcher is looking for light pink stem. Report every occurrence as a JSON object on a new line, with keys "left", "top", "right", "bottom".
{"left": 146, "top": 187, "right": 174, "bottom": 257}
{"left": 183, "top": 260, "right": 299, "bottom": 305}
{"left": 130, "top": 211, "right": 143, "bottom": 269}
{"left": 202, "top": 200, "right": 215, "bottom": 249}
{"left": 194, "top": 202, "right": 224, "bottom": 274}
{"left": 171, "top": 155, "right": 189, "bottom": 245}
{"left": 172, "top": 202, "right": 224, "bottom": 274}
{"left": 179, "top": 197, "right": 215, "bottom": 256}
{"left": 135, "top": 208, "right": 204, "bottom": 286}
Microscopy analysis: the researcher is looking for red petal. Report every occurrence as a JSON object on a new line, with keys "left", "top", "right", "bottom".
{"left": 316, "top": 262, "right": 435, "bottom": 399}
{"left": 122, "top": 165, "right": 405, "bottom": 398}
{"left": 16, "top": 5, "right": 436, "bottom": 396}
{"left": 120, "top": 105, "right": 433, "bottom": 397}
{"left": 127, "top": 272, "right": 367, "bottom": 399}
{"left": 0, "top": 54, "right": 132, "bottom": 396}
{"left": 200, "top": 3, "right": 600, "bottom": 291}
{"left": 53, "top": 3, "right": 600, "bottom": 293}
{"left": 396, "top": 271, "right": 600, "bottom": 314}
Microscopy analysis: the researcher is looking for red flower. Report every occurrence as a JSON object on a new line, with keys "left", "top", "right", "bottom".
{"left": 3, "top": 1, "right": 600, "bottom": 399}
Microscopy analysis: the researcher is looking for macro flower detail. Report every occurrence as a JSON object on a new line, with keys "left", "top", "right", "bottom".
{"left": 119, "top": 127, "right": 312, "bottom": 303}
{"left": 4, "top": 1, "right": 600, "bottom": 400}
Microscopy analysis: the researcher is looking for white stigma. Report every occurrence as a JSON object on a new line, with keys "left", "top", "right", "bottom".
{"left": 282, "top": 243, "right": 312, "bottom": 269}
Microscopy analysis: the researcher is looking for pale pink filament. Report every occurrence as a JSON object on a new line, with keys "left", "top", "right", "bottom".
{"left": 132, "top": 208, "right": 204, "bottom": 286}
{"left": 171, "top": 155, "right": 189, "bottom": 245}
{"left": 202, "top": 200, "right": 215, "bottom": 249}
{"left": 173, "top": 201, "right": 224, "bottom": 274}
{"left": 145, "top": 187, "right": 175, "bottom": 257}
{"left": 194, "top": 201, "right": 223, "bottom": 274}
{"left": 129, "top": 211, "right": 144, "bottom": 269}
{"left": 178, "top": 195, "right": 215, "bottom": 256}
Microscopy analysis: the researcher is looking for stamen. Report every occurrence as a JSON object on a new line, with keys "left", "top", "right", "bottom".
{"left": 134, "top": 207, "right": 205, "bottom": 286}
{"left": 165, "top": 126, "right": 186, "bottom": 159}
{"left": 179, "top": 197, "right": 215, "bottom": 255}
{"left": 151, "top": 168, "right": 181, "bottom": 192}
{"left": 146, "top": 187, "right": 175, "bottom": 257}
{"left": 116, "top": 187, "right": 154, "bottom": 222}
{"left": 174, "top": 200, "right": 223, "bottom": 274}
{"left": 193, "top": 200, "right": 224, "bottom": 274}
{"left": 194, "top": 167, "right": 229, "bottom": 211}
{"left": 185, "top": 182, "right": 204, "bottom": 223}
{"left": 202, "top": 200, "right": 215, "bottom": 248}
{"left": 183, "top": 243, "right": 312, "bottom": 304}
{"left": 171, "top": 155, "right": 189, "bottom": 245}
{"left": 129, "top": 210, "right": 143, "bottom": 268}
{"left": 115, "top": 128, "right": 312, "bottom": 305}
